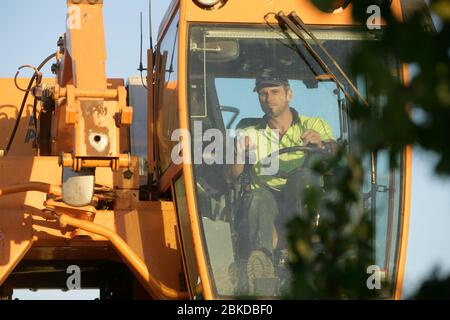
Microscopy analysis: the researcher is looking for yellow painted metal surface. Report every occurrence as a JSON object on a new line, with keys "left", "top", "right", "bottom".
{"left": 185, "top": 0, "right": 354, "bottom": 25}
{"left": 65, "top": 0, "right": 107, "bottom": 91}
{"left": 0, "top": 205, "right": 186, "bottom": 298}
{"left": 0, "top": 0, "right": 412, "bottom": 300}
{"left": 394, "top": 65, "right": 414, "bottom": 300}
{"left": 50, "top": 1, "right": 133, "bottom": 167}
{"left": 0, "top": 78, "right": 53, "bottom": 156}
{"left": 183, "top": 0, "right": 404, "bottom": 26}
{"left": 0, "top": 0, "right": 186, "bottom": 299}
{"left": 0, "top": 213, "right": 34, "bottom": 286}
{"left": 176, "top": 0, "right": 214, "bottom": 300}
{"left": 0, "top": 154, "right": 187, "bottom": 297}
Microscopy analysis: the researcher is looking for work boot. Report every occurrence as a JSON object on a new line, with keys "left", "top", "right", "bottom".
{"left": 246, "top": 249, "right": 279, "bottom": 296}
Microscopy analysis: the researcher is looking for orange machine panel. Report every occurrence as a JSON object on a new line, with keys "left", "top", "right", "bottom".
{"left": 0, "top": 78, "right": 55, "bottom": 157}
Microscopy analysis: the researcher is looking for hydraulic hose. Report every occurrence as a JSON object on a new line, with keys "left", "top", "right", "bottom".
{"left": 5, "top": 52, "right": 56, "bottom": 155}
{"left": 0, "top": 182, "right": 62, "bottom": 197}
{"left": 57, "top": 213, "right": 190, "bottom": 300}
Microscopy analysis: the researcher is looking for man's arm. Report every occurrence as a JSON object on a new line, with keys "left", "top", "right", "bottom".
{"left": 301, "top": 118, "right": 338, "bottom": 154}
{"left": 302, "top": 129, "right": 325, "bottom": 148}
{"left": 224, "top": 135, "right": 255, "bottom": 182}
{"left": 302, "top": 129, "right": 337, "bottom": 153}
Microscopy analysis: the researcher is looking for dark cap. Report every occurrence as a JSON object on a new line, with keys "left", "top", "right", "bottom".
{"left": 254, "top": 69, "right": 290, "bottom": 92}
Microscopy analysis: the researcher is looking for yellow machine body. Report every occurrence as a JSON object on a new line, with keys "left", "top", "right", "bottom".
{"left": 0, "top": 0, "right": 412, "bottom": 300}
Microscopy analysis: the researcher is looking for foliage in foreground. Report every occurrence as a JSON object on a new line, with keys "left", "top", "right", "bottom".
{"left": 287, "top": 0, "right": 449, "bottom": 299}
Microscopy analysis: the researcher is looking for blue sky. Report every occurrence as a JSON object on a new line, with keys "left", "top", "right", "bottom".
{"left": 1, "top": 0, "right": 449, "bottom": 299}
{"left": 0, "top": 0, "right": 165, "bottom": 79}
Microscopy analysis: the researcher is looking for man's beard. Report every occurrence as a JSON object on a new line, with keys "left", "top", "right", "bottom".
{"left": 265, "top": 104, "right": 287, "bottom": 118}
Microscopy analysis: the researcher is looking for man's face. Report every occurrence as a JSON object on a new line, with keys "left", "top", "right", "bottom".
{"left": 257, "top": 85, "right": 292, "bottom": 118}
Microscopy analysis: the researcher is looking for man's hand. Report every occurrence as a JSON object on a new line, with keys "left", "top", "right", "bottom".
{"left": 225, "top": 135, "right": 255, "bottom": 183}
{"left": 301, "top": 129, "right": 324, "bottom": 149}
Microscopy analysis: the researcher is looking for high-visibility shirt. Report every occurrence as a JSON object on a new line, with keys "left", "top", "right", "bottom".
{"left": 239, "top": 108, "right": 335, "bottom": 191}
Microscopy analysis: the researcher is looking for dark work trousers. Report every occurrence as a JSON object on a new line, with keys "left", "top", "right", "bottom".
{"left": 236, "top": 187, "right": 279, "bottom": 259}
{"left": 236, "top": 168, "right": 320, "bottom": 259}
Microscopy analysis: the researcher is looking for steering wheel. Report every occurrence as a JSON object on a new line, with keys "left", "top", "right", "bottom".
{"left": 247, "top": 145, "right": 332, "bottom": 192}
